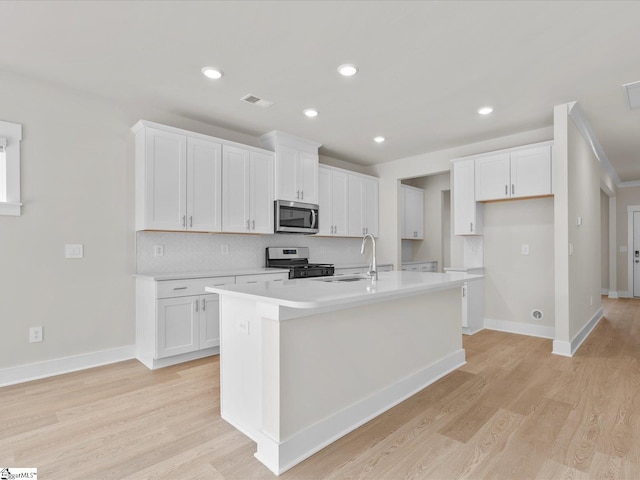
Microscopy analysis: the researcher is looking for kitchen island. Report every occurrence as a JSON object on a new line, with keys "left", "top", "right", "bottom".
{"left": 206, "top": 271, "right": 482, "bottom": 475}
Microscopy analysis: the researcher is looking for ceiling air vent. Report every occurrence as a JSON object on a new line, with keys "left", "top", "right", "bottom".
{"left": 622, "top": 81, "right": 640, "bottom": 109}
{"left": 240, "top": 94, "right": 274, "bottom": 109}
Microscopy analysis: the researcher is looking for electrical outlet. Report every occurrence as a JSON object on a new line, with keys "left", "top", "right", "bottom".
{"left": 29, "top": 326, "right": 43, "bottom": 343}
{"left": 221, "top": 244, "right": 229, "bottom": 255}
{"left": 65, "top": 244, "right": 84, "bottom": 259}
{"left": 153, "top": 245, "right": 164, "bottom": 257}
{"left": 521, "top": 244, "right": 530, "bottom": 255}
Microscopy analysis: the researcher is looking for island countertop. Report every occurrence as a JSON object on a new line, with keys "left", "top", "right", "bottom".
{"left": 205, "top": 270, "right": 482, "bottom": 309}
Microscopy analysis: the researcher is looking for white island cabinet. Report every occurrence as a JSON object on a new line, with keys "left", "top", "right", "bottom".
{"left": 207, "top": 270, "right": 482, "bottom": 475}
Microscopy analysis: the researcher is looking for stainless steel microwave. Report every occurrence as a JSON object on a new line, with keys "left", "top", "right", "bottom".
{"left": 274, "top": 200, "right": 319, "bottom": 234}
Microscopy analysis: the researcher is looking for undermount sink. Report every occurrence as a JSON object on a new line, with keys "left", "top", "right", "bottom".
{"left": 314, "top": 275, "right": 371, "bottom": 283}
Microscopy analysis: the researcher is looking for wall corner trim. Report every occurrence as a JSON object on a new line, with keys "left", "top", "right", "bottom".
{"left": 552, "top": 308, "right": 604, "bottom": 358}
{"left": 0, "top": 345, "right": 136, "bottom": 387}
{"left": 567, "top": 102, "right": 621, "bottom": 186}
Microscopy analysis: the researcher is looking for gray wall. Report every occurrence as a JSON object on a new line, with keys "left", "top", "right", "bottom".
{"left": 0, "top": 70, "right": 368, "bottom": 371}
{"left": 483, "top": 197, "right": 555, "bottom": 329}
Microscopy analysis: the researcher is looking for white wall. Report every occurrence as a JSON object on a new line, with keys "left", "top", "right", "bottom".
{"left": 601, "top": 189, "right": 609, "bottom": 291}
{"left": 402, "top": 172, "right": 450, "bottom": 269}
{"left": 0, "top": 69, "right": 387, "bottom": 372}
{"left": 553, "top": 103, "right": 603, "bottom": 348}
{"left": 483, "top": 198, "right": 555, "bottom": 329}
{"left": 373, "top": 127, "right": 554, "bottom": 269}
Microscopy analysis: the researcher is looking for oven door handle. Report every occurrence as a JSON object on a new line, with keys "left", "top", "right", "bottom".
{"left": 311, "top": 209, "right": 317, "bottom": 229}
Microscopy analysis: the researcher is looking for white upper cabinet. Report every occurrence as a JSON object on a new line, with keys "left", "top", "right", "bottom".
{"left": 453, "top": 158, "right": 483, "bottom": 235}
{"left": 475, "top": 144, "right": 551, "bottom": 201}
{"left": 474, "top": 153, "right": 511, "bottom": 201}
{"left": 259, "top": 131, "right": 322, "bottom": 204}
{"left": 348, "top": 173, "right": 379, "bottom": 237}
{"left": 133, "top": 120, "right": 273, "bottom": 234}
{"left": 137, "top": 128, "right": 223, "bottom": 233}
{"left": 510, "top": 145, "right": 552, "bottom": 198}
{"left": 318, "top": 166, "right": 348, "bottom": 236}
{"left": 136, "top": 127, "right": 188, "bottom": 231}
{"left": 401, "top": 185, "right": 424, "bottom": 240}
{"left": 222, "top": 145, "right": 274, "bottom": 234}
{"left": 187, "top": 137, "right": 222, "bottom": 232}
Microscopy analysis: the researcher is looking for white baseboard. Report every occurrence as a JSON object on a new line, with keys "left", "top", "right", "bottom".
{"left": 608, "top": 291, "right": 619, "bottom": 299}
{"left": 552, "top": 307, "right": 603, "bottom": 357}
{"left": 601, "top": 288, "right": 609, "bottom": 295}
{"left": 462, "top": 325, "right": 484, "bottom": 335}
{"left": 254, "top": 349, "right": 466, "bottom": 475}
{"left": 483, "top": 318, "right": 555, "bottom": 339}
{"left": 137, "top": 347, "right": 219, "bottom": 370}
{"left": 0, "top": 345, "right": 136, "bottom": 388}
{"left": 618, "top": 291, "right": 631, "bottom": 298}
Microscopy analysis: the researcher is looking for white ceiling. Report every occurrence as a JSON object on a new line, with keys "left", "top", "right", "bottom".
{"left": 2, "top": 1, "right": 640, "bottom": 180}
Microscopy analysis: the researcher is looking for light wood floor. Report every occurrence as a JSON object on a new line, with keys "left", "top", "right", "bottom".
{"left": 2, "top": 297, "right": 639, "bottom": 479}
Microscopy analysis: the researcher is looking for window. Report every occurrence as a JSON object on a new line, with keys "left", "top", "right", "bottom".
{"left": 0, "top": 120, "right": 23, "bottom": 216}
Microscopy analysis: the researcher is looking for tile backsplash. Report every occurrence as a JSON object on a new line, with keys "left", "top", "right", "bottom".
{"left": 136, "top": 231, "right": 371, "bottom": 273}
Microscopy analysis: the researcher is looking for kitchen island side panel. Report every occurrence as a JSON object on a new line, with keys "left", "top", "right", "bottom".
{"left": 273, "top": 287, "right": 462, "bottom": 440}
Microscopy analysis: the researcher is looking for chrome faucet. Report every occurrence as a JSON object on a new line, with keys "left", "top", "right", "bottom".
{"left": 360, "top": 233, "right": 378, "bottom": 281}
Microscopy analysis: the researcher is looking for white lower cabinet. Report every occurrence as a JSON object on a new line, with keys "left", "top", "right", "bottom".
{"left": 401, "top": 261, "right": 438, "bottom": 272}
{"left": 461, "top": 280, "right": 484, "bottom": 335}
{"left": 157, "top": 295, "right": 200, "bottom": 358}
{"left": 137, "top": 274, "right": 246, "bottom": 369}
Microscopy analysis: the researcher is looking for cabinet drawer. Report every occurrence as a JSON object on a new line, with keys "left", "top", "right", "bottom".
{"left": 420, "top": 262, "right": 438, "bottom": 272}
{"left": 378, "top": 265, "right": 394, "bottom": 272}
{"left": 157, "top": 276, "right": 235, "bottom": 299}
{"left": 236, "top": 272, "right": 289, "bottom": 284}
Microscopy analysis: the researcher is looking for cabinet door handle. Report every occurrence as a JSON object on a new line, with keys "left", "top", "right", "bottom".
{"left": 505, "top": 185, "right": 508, "bottom": 196}
{"left": 512, "top": 184, "right": 515, "bottom": 195}
{"left": 189, "top": 216, "right": 193, "bottom": 227}
{"left": 195, "top": 299, "right": 199, "bottom": 312}
{"left": 202, "top": 298, "right": 206, "bottom": 311}
{"left": 301, "top": 190, "right": 304, "bottom": 200}
{"left": 462, "top": 286, "right": 466, "bottom": 298}
{"left": 246, "top": 219, "right": 250, "bottom": 230}
{"left": 173, "top": 286, "right": 188, "bottom": 291}
{"left": 296, "top": 190, "right": 300, "bottom": 199}
{"left": 252, "top": 219, "right": 255, "bottom": 230}
{"left": 470, "top": 222, "right": 473, "bottom": 232}
{"left": 182, "top": 215, "right": 186, "bottom": 227}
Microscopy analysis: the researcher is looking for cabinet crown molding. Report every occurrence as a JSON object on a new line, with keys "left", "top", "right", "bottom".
{"left": 259, "top": 130, "right": 322, "bottom": 152}
{"left": 450, "top": 140, "right": 553, "bottom": 164}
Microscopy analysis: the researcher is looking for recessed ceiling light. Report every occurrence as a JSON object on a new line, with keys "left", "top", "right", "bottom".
{"left": 337, "top": 64, "right": 358, "bottom": 77}
{"left": 477, "top": 106, "right": 494, "bottom": 115}
{"left": 202, "top": 67, "right": 223, "bottom": 80}
{"left": 303, "top": 108, "right": 319, "bottom": 118}
{"left": 373, "top": 136, "right": 385, "bottom": 143}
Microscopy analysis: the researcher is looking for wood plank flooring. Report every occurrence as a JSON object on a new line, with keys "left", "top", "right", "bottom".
{"left": 2, "top": 297, "right": 640, "bottom": 479}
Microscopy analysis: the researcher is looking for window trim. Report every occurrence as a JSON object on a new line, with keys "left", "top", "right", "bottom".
{"left": 0, "top": 120, "right": 23, "bottom": 216}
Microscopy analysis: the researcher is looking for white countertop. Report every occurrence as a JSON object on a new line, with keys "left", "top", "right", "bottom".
{"left": 206, "top": 271, "right": 483, "bottom": 309}
{"left": 134, "top": 267, "right": 290, "bottom": 281}
{"left": 334, "top": 263, "right": 393, "bottom": 269}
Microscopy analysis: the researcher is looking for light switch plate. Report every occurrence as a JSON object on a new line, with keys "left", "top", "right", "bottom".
{"left": 521, "top": 244, "right": 530, "bottom": 255}
{"left": 65, "top": 244, "right": 84, "bottom": 259}
{"left": 153, "top": 245, "right": 164, "bottom": 257}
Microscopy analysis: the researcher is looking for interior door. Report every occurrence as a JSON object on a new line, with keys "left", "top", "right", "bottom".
{"left": 634, "top": 212, "right": 640, "bottom": 297}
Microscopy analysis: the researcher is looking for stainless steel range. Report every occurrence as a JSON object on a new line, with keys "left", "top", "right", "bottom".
{"left": 266, "top": 247, "right": 334, "bottom": 279}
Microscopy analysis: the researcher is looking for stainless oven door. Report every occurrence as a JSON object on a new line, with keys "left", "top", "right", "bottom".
{"left": 275, "top": 200, "right": 319, "bottom": 234}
